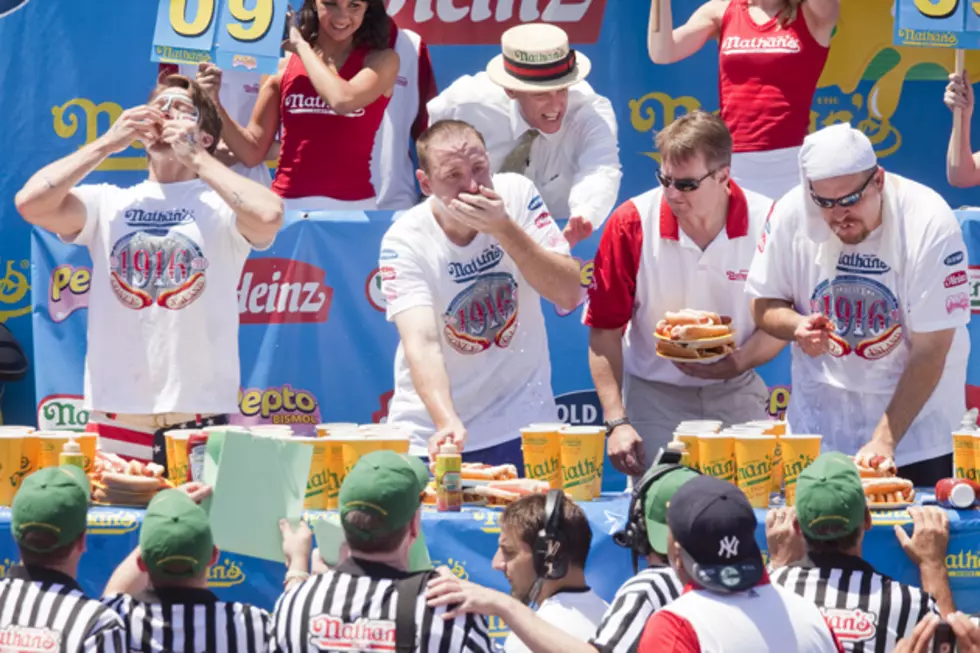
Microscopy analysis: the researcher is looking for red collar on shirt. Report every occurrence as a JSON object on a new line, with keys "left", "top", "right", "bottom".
{"left": 659, "top": 180, "right": 750, "bottom": 241}
{"left": 682, "top": 568, "right": 771, "bottom": 594}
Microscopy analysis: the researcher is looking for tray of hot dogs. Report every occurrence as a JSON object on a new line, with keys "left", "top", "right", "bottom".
{"left": 655, "top": 310, "right": 736, "bottom": 363}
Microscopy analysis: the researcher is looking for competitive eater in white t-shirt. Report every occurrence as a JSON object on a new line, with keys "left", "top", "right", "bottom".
{"left": 15, "top": 73, "right": 283, "bottom": 467}
{"left": 379, "top": 119, "right": 582, "bottom": 463}
{"left": 746, "top": 123, "right": 969, "bottom": 486}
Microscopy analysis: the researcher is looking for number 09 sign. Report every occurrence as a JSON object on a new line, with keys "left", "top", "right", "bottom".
{"left": 894, "top": 0, "right": 980, "bottom": 48}
{"left": 151, "top": 0, "right": 289, "bottom": 75}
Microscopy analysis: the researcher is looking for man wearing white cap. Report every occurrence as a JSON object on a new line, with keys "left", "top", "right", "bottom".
{"left": 746, "top": 123, "right": 970, "bottom": 486}
{"left": 427, "top": 23, "right": 621, "bottom": 247}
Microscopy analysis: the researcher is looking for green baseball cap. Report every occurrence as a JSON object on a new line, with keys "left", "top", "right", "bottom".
{"left": 643, "top": 465, "right": 700, "bottom": 555}
{"left": 12, "top": 466, "right": 90, "bottom": 552}
{"left": 140, "top": 489, "right": 213, "bottom": 578}
{"left": 795, "top": 452, "right": 867, "bottom": 541}
{"left": 339, "top": 450, "right": 430, "bottom": 541}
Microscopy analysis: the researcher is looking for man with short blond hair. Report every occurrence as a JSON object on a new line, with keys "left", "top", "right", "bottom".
{"left": 586, "top": 110, "right": 784, "bottom": 479}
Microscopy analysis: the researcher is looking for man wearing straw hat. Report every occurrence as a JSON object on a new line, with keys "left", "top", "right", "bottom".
{"left": 746, "top": 122, "right": 970, "bottom": 486}
{"left": 427, "top": 23, "right": 621, "bottom": 247}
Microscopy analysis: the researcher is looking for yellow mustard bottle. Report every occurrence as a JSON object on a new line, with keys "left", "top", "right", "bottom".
{"left": 435, "top": 443, "right": 462, "bottom": 512}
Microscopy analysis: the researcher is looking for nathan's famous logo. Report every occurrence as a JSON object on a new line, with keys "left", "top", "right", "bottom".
{"left": 555, "top": 257, "right": 594, "bottom": 317}
{"left": 238, "top": 385, "right": 322, "bottom": 426}
{"left": 946, "top": 547, "right": 980, "bottom": 578}
{"left": 471, "top": 510, "right": 502, "bottom": 534}
{"left": 969, "top": 266, "right": 980, "bottom": 314}
{"left": 430, "top": 557, "right": 469, "bottom": 580}
{"left": 0, "top": 625, "right": 61, "bottom": 651}
{"left": 6, "top": 450, "right": 32, "bottom": 491}
{"left": 308, "top": 615, "right": 396, "bottom": 651}
{"left": 783, "top": 452, "right": 817, "bottom": 482}
{"left": 821, "top": 608, "right": 878, "bottom": 643}
{"left": 49, "top": 264, "right": 92, "bottom": 323}
{"left": 485, "top": 615, "right": 512, "bottom": 640}
{"left": 37, "top": 394, "right": 88, "bottom": 431}
{"left": 767, "top": 385, "right": 791, "bottom": 419}
{"left": 87, "top": 509, "right": 140, "bottom": 535}
{"left": 0, "top": 258, "right": 31, "bottom": 322}
{"left": 448, "top": 244, "right": 504, "bottom": 283}
{"left": 366, "top": 266, "right": 394, "bottom": 312}
{"left": 208, "top": 558, "right": 246, "bottom": 587}
{"left": 735, "top": 456, "right": 773, "bottom": 487}
{"left": 238, "top": 258, "right": 332, "bottom": 324}
{"left": 385, "top": 0, "right": 607, "bottom": 44}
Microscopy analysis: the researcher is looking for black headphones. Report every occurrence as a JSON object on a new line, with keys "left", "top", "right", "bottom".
{"left": 613, "top": 445, "right": 700, "bottom": 573}
{"left": 532, "top": 489, "right": 570, "bottom": 580}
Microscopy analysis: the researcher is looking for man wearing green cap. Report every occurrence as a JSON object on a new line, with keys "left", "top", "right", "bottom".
{"left": 101, "top": 488, "right": 274, "bottom": 651}
{"left": 426, "top": 463, "right": 697, "bottom": 653}
{"left": 0, "top": 466, "right": 126, "bottom": 652}
{"left": 273, "top": 450, "right": 494, "bottom": 652}
{"left": 769, "top": 452, "right": 955, "bottom": 650}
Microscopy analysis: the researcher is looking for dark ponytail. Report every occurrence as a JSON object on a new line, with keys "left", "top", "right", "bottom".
{"left": 297, "top": 0, "right": 391, "bottom": 50}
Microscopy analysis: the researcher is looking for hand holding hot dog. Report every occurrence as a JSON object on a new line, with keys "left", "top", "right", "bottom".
{"left": 794, "top": 313, "right": 834, "bottom": 357}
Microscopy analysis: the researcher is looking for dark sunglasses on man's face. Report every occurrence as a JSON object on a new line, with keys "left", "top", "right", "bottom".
{"left": 656, "top": 168, "right": 717, "bottom": 193}
{"left": 809, "top": 169, "right": 878, "bottom": 209}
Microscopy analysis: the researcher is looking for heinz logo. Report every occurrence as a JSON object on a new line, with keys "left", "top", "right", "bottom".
{"left": 238, "top": 258, "right": 333, "bottom": 324}
{"left": 385, "top": 0, "right": 607, "bottom": 44}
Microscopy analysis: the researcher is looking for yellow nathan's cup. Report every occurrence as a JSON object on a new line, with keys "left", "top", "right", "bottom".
{"left": 294, "top": 437, "right": 330, "bottom": 511}
{"left": 780, "top": 434, "right": 823, "bottom": 505}
{"left": 672, "top": 432, "right": 701, "bottom": 471}
{"left": 677, "top": 420, "right": 722, "bottom": 433}
{"left": 954, "top": 430, "right": 977, "bottom": 480}
{"left": 0, "top": 432, "right": 39, "bottom": 506}
{"left": 315, "top": 422, "right": 359, "bottom": 437}
{"left": 249, "top": 425, "right": 294, "bottom": 437}
{"left": 560, "top": 426, "right": 604, "bottom": 501}
{"left": 326, "top": 434, "right": 412, "bottom": 509}
{"left": 164, "top": 430, "right": 196, "bottom": 483}
{"left": 0, "top": 426, "right": 35, "bottom": 435}
{"left": 37, "top": 431, "right": 97, "bottom": 473}
{"left": 734, "top": 434, "right": 778, "bottom": 508}
{"left": 324, "top": 438, "right": 346, "bottom": 510}
{"left": 697, "top": 434, "right": 736, "bottom": 482}
{"left": 741, "top": 422, "right": 787, "bottom": 493}
{"left": 969, "top": 433, "right": 980, "bottom": 483}
{"left": 520, "top": 425, "right": 562, "bottom": 490}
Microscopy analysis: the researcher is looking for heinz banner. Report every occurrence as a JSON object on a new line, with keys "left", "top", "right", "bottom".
{"left": 4, "top": 0, "right": 980, "bottom": 461}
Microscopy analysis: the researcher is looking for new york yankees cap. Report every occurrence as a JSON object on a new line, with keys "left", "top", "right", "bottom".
{"left": 667, "top": 475, "right": 764, "bottom": 594}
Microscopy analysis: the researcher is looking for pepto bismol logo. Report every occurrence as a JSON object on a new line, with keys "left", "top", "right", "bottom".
{"left": 238, "top": 258, "right": 333, "bottom": 324}
{"left": 49, "top": 264, "right": 92, "bottom": 323}
{"left": 238, "top": 385, "right": 322, "bottom": 427}
{"left": 37, "top": 394, "right": 88, "bottom": 431}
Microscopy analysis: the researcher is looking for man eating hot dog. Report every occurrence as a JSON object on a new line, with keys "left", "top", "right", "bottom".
{"left": 746, "top": 123, "right": 970, "bottom": 486}
{"left": 586, "top": 111, "right": 786, "bottom": 478}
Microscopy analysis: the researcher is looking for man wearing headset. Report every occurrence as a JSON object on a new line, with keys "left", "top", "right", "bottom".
{"left": 427, "top": 450, "right": 699, "bottom": 653}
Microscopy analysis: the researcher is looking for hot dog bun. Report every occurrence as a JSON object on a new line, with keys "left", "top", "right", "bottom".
{"left": 862, "top": 477, "right": 915, "bottom": 504}
{"left": 657, "top": 341, "right": 702, "bottom": 359}
{"left": 670, "top": 324, "right": 732, "bottom": 341}
{"left": 852, "top": 453, "right": 898, "bottom": 478}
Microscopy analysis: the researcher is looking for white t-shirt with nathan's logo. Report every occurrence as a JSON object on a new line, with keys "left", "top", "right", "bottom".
{"left": 380, "top": 173, "right": 569, "bottom": 453}
{"left": 70, "top": 179, "right": 260, "bottom": 415}
{"left": 746, "top": 174, "right": 969, "bottom": 465}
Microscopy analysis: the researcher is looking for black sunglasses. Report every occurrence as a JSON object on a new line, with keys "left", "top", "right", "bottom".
{"left": 809, "top": 169, "right": 878, "bottom": 209}
{"left": 656, "top": 168, "right": 718, "bottom": 193}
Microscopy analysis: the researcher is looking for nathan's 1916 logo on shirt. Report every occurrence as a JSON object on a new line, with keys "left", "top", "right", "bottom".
{"left": 49, "top": 264, "right": 92, "bottom": 323}
{"left": 969, "top": 266, "right": 980, "bottom": 314}
{"left": 238, "top": 385, "right": 322, "bottom": 430}
{"left": 810, "top": 275, "right": 903, "bottom": 360}
{"left": 0, "top": 625, "right": 62, "bottom": 652}
{"left": 820, "top": 608, "right": 878, "bottom": 643}
{"left": 109, "top": 231, "right": 208, "bottom": 310}
{"left": 385, "top": 0, "right": 608, "bottom": 44}
{"left": 238, "top": 258, "right": 333, "bottom": 324}
{"left": 308, "top": 615, "right": 397, "bottom": 651}
{"left": 37, "top": 394, "right": 88, "bottom": 431}
{"left": 443, "top": 272, "right": 518, "bottom": 354}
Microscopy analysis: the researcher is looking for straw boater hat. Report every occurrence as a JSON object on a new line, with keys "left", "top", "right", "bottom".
{"left": 486, "top": 23, "right": 591, "bottom": 93}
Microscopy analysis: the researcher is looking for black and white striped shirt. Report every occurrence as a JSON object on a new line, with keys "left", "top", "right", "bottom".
{"left": 590, "top": 565, "right": 684, "bottom": 653}
{"left": 102, "top": 586, "right": 273, "bottom": 652}
{"left": 273, "top": 558, "right": 494, "bottom": 653}
{"left": 0, "top": 564, "right": 125, "bottom": 653}
{"left": 772, "top": 553, "right": 936, "bottom": 653}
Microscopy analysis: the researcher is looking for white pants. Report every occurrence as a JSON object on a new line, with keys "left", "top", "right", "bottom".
{"left": 730, "top": 146, "right": 802, "bottom": 202}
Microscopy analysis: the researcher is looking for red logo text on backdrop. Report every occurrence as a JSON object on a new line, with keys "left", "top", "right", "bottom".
{"left": 238, "top": 258, "right": 333, "bottom": 324}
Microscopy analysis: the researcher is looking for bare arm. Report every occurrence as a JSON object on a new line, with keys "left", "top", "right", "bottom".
{"left": 394, "top": 306, "right": 463, "bottom": 432}
{"left": 495, "top": 220, "right": 581, "bottom": 310}
{"left": 294, "top": 44, "right": 399, "bottom": 115}
{"left": 589, "top": 328, "right": 627, "bottom": 422}
{"left": 219, "top": 72, "right": 283, "bottom": 169}
{"left": 187, "top": 149, "right": 283, "bottom": 247}
{"left": 648, "top": 0, "right": 723, "bottom": 64}
{"left": 871, "top": 329, "right": 956, "bottom": 448}
{"left": 751, "top": 298, "right": 805, "bottom": 341}
{"left": 103, "top": 547, "right": 149, "bottom": 597}
{"left": 945, "top": 70, "right": 980, "bottom": 188}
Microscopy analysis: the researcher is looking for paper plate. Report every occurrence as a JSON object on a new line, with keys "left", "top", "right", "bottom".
{"left": 867, "top": 501, "right": 914, "bottom": 511}
{"left": 654, "top": 330, "right": 736, "bottom": 347}
{"left": 656, "top": 350, "right": 728, "bottom": 365}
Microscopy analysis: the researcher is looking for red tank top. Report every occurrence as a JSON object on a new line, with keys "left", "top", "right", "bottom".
{"left": 718, "top": 0, "right": 829, "bottom": 153}
{"left": 272, "top": 47, "right": 390, "bottom": 200}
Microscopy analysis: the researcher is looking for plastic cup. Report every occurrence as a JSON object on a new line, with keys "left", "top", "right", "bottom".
{"left": 249, "top": 425, "right": 294, "bottom": 437}
{"left": 520, "top": 425, "right": 563, "bottom": 490}
{"left": 560, "top": 426, "right": 604, "bottom": 501}
{"left": 780, "top": 434, "right": 823, "bottom": 505}
{"left": 969, "top": 433, "right": 980, "bottom": 483}
{"left": 672, "top": 433, "right": 701, "bottom": 471}
{"left": 734, "top": 434, "right": 778, "bottom": 509}
{"left": 677, "top": 420, "right": 723, "bottom": 434}
{"left": 316, "top": 423, "right": 360, "bottom": 438}
{"left": 0, "top": 433, "right": 39, "bottom": 506}
{"left": 293, "top": 436, "right": 330, "bottom": 511}
{"left": 37, "top": 431, "right": 97, "bottom": 473}
{"left": 165, "top": 430, "right": 196, "bottom": 482}
{"left": 954, "top": 430, "right": 977, "bottom": 480}
{"left": 697, "top": 433, "right": 736, "bottom": 482}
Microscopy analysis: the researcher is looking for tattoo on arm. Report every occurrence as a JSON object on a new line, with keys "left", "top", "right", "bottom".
{"left": 43, "top": 176, "right": 55, "bottom": 190}
{"left": 231, "top": 191, "right": 245, "bottom": 207}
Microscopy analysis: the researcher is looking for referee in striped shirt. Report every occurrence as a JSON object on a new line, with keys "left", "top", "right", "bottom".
{"left": 769, "top": 452, "right": 954, "bottom": 652}
{"left": 101, "top": 486, "right": 273, "bottom": 652}
{"left": 0, "top": 466, "right": 126, "bottom": 652}
{"left": 426, "top": 463, "right": 699, "bottom": 653}
{"left": 273, "top": 450, "right": 494, "bottom": 653}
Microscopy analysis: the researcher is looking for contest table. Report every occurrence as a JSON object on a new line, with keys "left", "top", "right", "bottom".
{"left": 0, "top": 493, "right": 978, "bottom": 633}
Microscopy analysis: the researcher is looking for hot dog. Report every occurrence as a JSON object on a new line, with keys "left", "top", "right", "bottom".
{"left": 100, "top": 472, "right": 167, "bottom": 492}
{"left": 852, "top": 453, "right": 898, "bottom": 478}
{"left": 664, "top": 311, "right": 712, "bottom": 326}
{"left": 669, "top": 324, "right": 732, "bottom": 341}
{"left": 862, "top": 477, "right": 915, "bottom": 503}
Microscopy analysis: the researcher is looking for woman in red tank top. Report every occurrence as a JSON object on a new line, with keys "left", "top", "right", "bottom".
{"left": 647, "top": 0, "right": 838, "bottom": 201}
{"left": 216, "top": 0, "right": 399, "bottom": 208}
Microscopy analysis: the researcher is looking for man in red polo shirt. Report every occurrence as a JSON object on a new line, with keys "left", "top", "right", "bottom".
{"left": 585, "top": 110, "right": 785, "bottom": 479}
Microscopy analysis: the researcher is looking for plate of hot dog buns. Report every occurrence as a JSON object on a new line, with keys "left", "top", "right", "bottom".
{"left": 89, "top": 451, "right": 174, "bottom": 507}
{"left": 852, "top": 453, "right": 915, "bottom": 510}
{"left": 655, "top": 310, "right": 736, "bottom": 363}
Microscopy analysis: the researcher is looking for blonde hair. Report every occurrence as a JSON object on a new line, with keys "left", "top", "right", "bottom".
{"left": 655, "top": 110, "right": 733, "bottom": 170}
